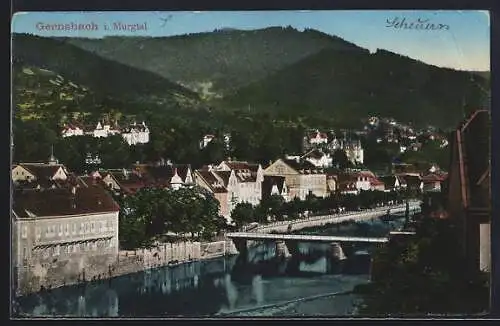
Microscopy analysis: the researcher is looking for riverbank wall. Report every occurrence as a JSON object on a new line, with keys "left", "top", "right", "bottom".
{"left": 15, "top": 239, "right": 238, "bottom": 297}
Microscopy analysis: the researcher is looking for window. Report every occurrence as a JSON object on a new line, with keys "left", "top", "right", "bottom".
{"left": 72, "top": 223, "right": 76, "bottom": 234}
{"left": 58, "top": 224, "right": 63, "bottom": 236}
{"left": 68, "top": 244, "right": 73, "bottom": 253}
{"left": 91, "top": 222, "right": 95, "bottom": 233}
{"left": 35, "top": 227, "right": 41, "bottom": 240}
{"left": 23, "top": 247, "right": 28, "bottom": 259}
{"left": 53, "top": 245, "right": 60, "bottom": 256}
{"left": 80, "top": 223, "right": 84, "bottom": 234}
{"left": 21, "top": 226, "right": 27, "bottom": 239}
{"left": 65, "top": 224, "right": 69, "bottom": 235}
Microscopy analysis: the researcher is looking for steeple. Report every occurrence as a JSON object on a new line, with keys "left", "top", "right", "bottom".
{"left": 48, "top": 145, "right": 58, "bottom": 165}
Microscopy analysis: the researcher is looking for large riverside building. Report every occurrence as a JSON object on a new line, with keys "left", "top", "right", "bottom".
{"left": 11, "top": 163, "right": 120, "bottom": 295}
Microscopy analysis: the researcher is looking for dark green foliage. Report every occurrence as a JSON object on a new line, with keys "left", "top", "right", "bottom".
{"left": 117, "top": 186, "right": 227, "bottom": 249}
{"left": 62, "top": 27, "right": 363, "bottom": 94}
{"left": 354, "top": 215, "right": 489, "bottom": 315}
{"left": 223, "top": 48, "right": 489, "bottom": 129}
{"left": 12, "top": 34, "right": 200, "bottom": 107}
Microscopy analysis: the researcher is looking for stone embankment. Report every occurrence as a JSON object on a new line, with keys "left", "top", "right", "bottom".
{"left": 110, "top": 240, "right": 238, "bottom": 278}
{"left": 17, "top": 240, "right": 238, "bottom": 296}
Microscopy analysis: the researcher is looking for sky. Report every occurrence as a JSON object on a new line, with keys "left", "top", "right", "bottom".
{"left": 11, "top": 10, "right": 490, "bottom": 71}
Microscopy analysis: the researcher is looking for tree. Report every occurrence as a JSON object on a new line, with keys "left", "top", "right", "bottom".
{"left": 258, "top": 195, "right": 285, "bottom": 222}
{"left": 231, "top": 203, "right": 255, "bottom": 228}
{"left": 354, "top": 216, "right": 489, "bottom": 315}
{"left": 332, "top": 149, "right": 350, "bottom": 169}
{"left": 118, "top": 186, "right": 225, "bottom": 248}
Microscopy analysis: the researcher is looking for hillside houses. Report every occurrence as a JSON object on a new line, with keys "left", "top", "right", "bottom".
{"left": 337, "top": 170, "right": 385, "bottom": 194}
{"left": 328, "top": 137, "right": 364, "bottom": 165}
{"left": 305, "top": 130, "right": 328, "bottom": 147}
{"left": 301, "top": 149, "right": 333, "bottom": 168}
{"left": 61, "top": 121, "right": 150, "bottom": 146}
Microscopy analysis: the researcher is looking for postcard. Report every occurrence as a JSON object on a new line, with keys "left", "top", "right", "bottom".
{"left": 10, "top": 10, "right": 491, "bottom": 318}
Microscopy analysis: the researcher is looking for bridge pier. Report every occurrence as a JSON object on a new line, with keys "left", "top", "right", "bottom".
{"left": 275, "top": 241, "right": 291, "bottom": 258}
{"left": 232, "top": 239, "right": 248, "bottom": 258}
{"left": 330, "top": 242, "right": 347, "bottom": 261}
{"left": 285, "top": 241, "right": 300, "bottom": 257}
{"left": 341, "top": 242, "right": 356, "bottom": 257}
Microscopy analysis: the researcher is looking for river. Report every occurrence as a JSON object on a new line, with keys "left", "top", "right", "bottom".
{"left": 13, "top": 213, "right": 408, "bottom": 318}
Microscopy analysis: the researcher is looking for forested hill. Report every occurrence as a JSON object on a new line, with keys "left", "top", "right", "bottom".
{"left": 63, "top": 27, "right": 366, "bottom": 97}
{"left": 221, "top": 48, "right": 490, "bottom": 129}
{"left": 12, "top": 33, "right": 201, "bottom": 113}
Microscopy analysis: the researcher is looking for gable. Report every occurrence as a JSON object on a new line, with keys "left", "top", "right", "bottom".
{"left": 53, "top": 167, "right": 68, "bottom": 180}
{"left": 12, "top": 165, "right": 36, "bottom": 181}
{"left": 103, "top": 174, "right": 120, "bottom": 188}
{"left": 264, "top": 160, "right": 299, "bottom": 175}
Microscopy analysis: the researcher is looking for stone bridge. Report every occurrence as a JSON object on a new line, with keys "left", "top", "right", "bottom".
{"left": 252, "top": 201, "right": 421, "bottom": 234}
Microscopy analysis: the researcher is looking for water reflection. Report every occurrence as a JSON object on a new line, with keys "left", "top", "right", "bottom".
{"left": 15, "top": 216, "right": 406, "bottom": 317}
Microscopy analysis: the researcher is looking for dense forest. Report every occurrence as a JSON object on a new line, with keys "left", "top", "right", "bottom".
{"left": 63, "top": 27, "right": 364, "bottom": 96}
{"left": 222, "top": 48, "right": 489, "bottom": 129}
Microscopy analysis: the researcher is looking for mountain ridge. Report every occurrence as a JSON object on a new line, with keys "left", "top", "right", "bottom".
{"left": 220, "top": 47, "right": 489, "bottom": 129}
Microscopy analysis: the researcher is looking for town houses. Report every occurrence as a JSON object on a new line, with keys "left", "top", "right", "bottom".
{"left": 11, "top": 113, "right": 460, "bottom": 298}
{"left": 264, "top": 158, "right": 328, "bottom": 200}
{"left": 61, "top": 120, "right": 150, "bottom": 146}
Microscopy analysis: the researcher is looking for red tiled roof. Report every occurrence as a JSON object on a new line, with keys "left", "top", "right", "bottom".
{"left": 422, "top": 173, "right": 448, "bottom": 183}
{"left": 196, "top": 170, "right": 228, "bottom": 193}
{"left": 17, "top": 163, "right": 65, "bottom": 181}
{"left": 213, "top": 171, "right": 231, "bottom": 187}
{"left": 13, "top": 185, "right": 120, "bottom": 218}
{"left": 309, "top": 131, "right": 328, "bottom": 139}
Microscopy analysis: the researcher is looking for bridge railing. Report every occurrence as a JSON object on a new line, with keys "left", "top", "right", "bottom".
{"left": 252, "top": 201, "right": 421, "bottom": 232}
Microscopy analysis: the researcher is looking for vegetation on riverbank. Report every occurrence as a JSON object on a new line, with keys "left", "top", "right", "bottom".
{"left": 353, "top": 210, "right": 489, "bottom": 315}
{"left": 115, "top": 186, "right": 229, "bottom": 249}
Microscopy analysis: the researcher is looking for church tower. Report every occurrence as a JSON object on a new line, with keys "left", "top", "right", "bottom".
{"left": 48, "top": 145, "right": 59, "bottom": 165}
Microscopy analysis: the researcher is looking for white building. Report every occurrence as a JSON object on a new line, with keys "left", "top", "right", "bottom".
{"left": 60, "top": 120, "right": 150, "bottom": 146}
{"left": 61, "top": 125, "right": 84, "bottom": 138}
{"left": 214, "top": 161, "right": 264, "bottom": 211}
{"left": 121, "top": 122, "right": 150, "bottom": 145}
{"left": 329, "top": 137, "right": 364, "bottom": 165}
{"left": 301, "top": 149, "right": 333, "bottom": 168}
{"left": 307, "top": 130, "right": 329, "bottom": 145}
{"left": 199, "top": 134, "right": 215, "bottom": 149}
